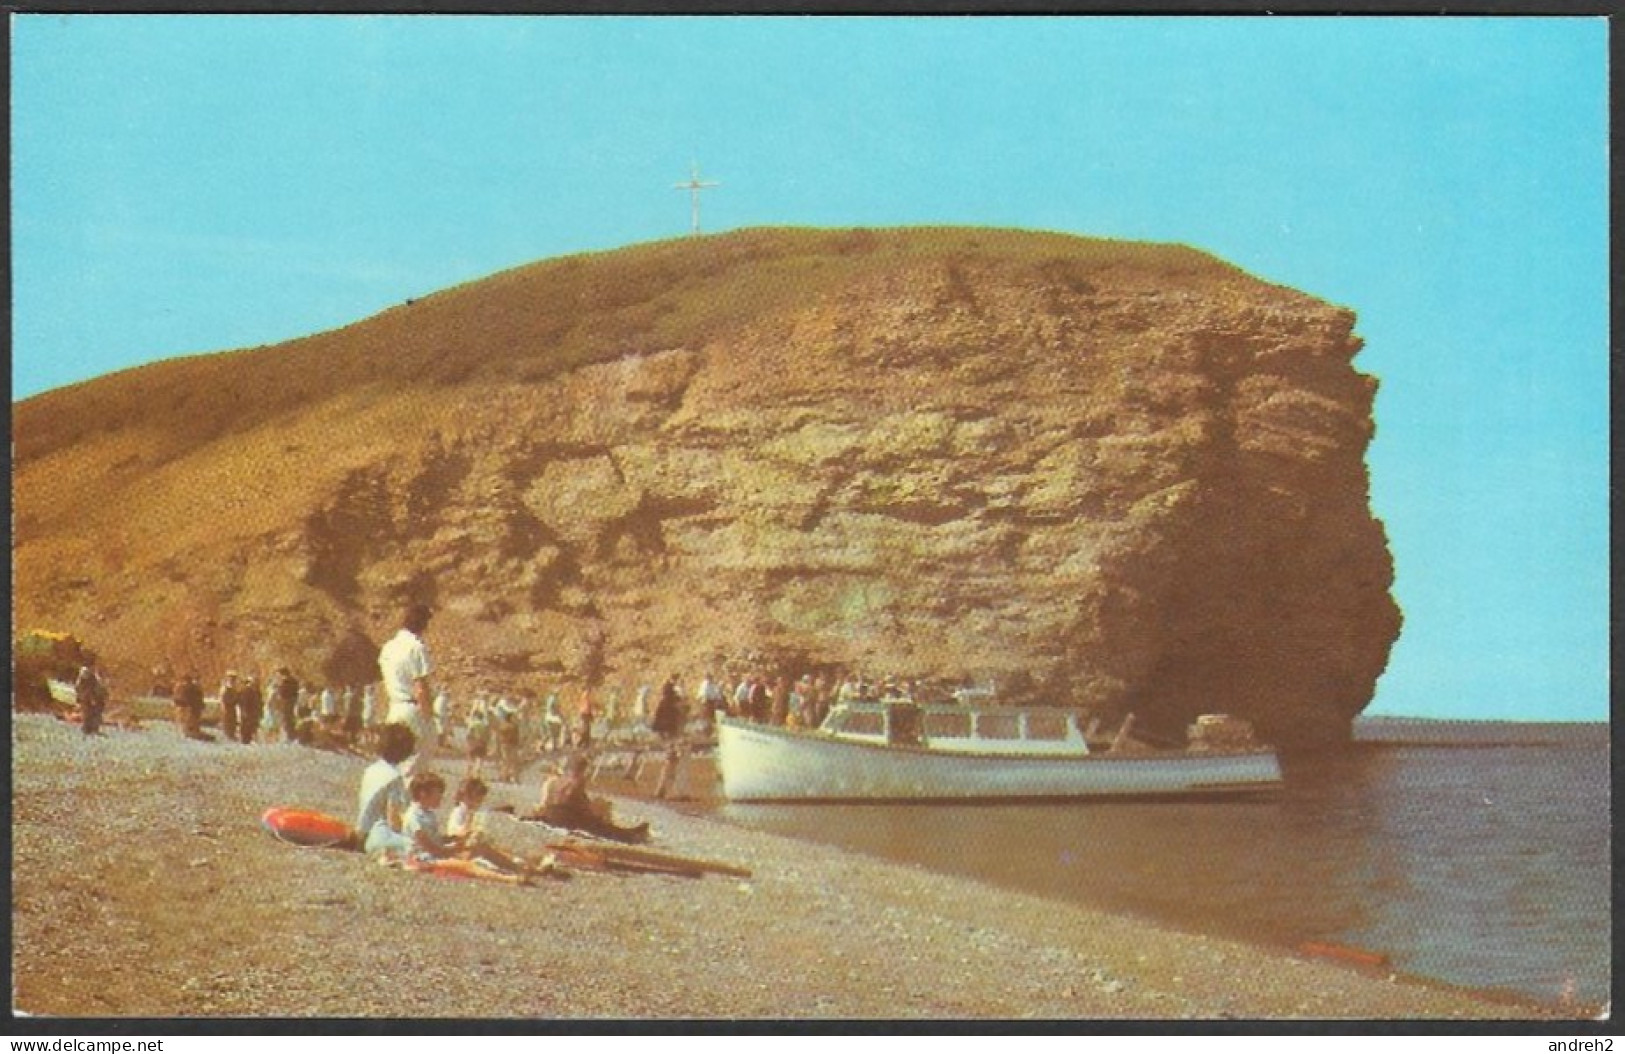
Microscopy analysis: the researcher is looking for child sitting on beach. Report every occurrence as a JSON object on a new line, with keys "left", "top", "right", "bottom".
{"left": 447, "top": 777, "right": 560, "bottom": 880}
{"left": 402, "top": 772, "right": 535, "bottom": 886}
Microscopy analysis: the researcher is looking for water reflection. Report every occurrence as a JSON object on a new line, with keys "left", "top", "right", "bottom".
{"left": 719, "top": 726, "right": 1609, "bottom": 1004}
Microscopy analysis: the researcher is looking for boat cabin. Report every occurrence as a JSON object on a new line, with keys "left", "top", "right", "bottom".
{"left": 818, "top": 701, "right": 1092, "bottom": 756}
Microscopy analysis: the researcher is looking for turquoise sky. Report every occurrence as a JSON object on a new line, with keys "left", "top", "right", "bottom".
{"left": 11, "top": 15, "right": 1609, "bottom": 721}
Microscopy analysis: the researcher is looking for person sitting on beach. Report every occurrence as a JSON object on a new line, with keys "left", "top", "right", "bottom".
{"left": 403, "top": 772, "right": 532, "bottom": 886}
{"left": 447, "top": 778, "right": 557, "bottom": 879}
{"left": 401, "top": 771, "right": 456, "bottom": 862}
{"left": 528, "top": 754, "right": 650, "bottom": 844}
{"left": 355, "top": 723, "right": 416, "bottom": 860}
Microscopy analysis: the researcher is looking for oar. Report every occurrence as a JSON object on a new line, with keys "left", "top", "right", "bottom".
{"left": 549, "top": 840, "right": 752, "bottom": 879}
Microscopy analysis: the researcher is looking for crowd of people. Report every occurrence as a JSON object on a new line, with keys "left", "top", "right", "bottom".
{"left": 67, "top": 600, "right": 982, "bottom": 884}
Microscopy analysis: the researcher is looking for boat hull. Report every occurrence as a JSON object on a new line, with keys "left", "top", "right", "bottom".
{"left": 716, "top": 718, "right": 1282, "bottom": 802}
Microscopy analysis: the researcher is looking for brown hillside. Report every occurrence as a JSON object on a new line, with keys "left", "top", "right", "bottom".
{"left": 12, "top": 227, "right": 1400, "bottom": 747}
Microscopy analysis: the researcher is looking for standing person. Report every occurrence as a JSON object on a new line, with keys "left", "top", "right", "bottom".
{"left": 748, "top": 676, "right": 770, "bottom": 725}
{"left": 175, "top": 671, "right": 206, "bottom": 740}
{"left": 343, "top": 684, "right": 365, "bottom": 749}
{"left": 433, "top": 688, "right": 452, "bottom": 749}
{"left": 811, "top": 674, "right": 833, "bottom": 730}
{"left": 378, "top": 602, "right": 437, "bottom": 774}
{"left": 239, "top": 674, "right": 264, "bottom": 745}
{"left": 217, "top": 672, "right": 242, "bottom": 742}
{"left": 771, "top": 675, "right": 791, "bottom": 726}
{"left": 274, "top": 668, "right": 300, "bottom": 744}
{"left": 495, "top": 700, "right": 522, "bottom": 784}
{"left": 261, "top": 674, "right": 279, "bottom": 740}
{"left": 362, "top": 682, "right": 380, "bottom": 736}
{"left": 652, "top": 674, "right": 685, "bottom": 744}
{"left": 573, "top": 689, "right": 597, "bottom": 751}
{"left": 789, "top": 677, "right": 811, "bottom": 728}
{"left": 464, "top": 700, "right": 492, "bottom": 779}
{"left": 541, "top": 692, "right": 565, "bottom": 753}
{"left": 74, "top": 656, "right": 108, "bottom": 736}
{"left": 697, "top": 672, "right": 725, "bottom": 730}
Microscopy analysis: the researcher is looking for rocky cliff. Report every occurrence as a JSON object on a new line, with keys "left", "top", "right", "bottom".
{"left": 12, "top": 227, "right": 1400, "bottom": 747}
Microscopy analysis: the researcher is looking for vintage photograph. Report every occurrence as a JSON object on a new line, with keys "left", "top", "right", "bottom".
{"left": 10, "top": 13, "right": 1609, "bottom": 1025}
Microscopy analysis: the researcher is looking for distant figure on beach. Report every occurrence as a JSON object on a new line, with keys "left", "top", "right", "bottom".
{"left": 771, "top": 675, "right": 790, "bottom": 726}
{"left": 378, "top": 602, "right": 437, "bottom": 774}
{"left": 355, "top": 723, "right": 416, "bottom": 860}
{"left": 433, "top": 689, "right": 452, "bottom": 748}
{"left": 75, "top": 656, "right": 108, "bottom": 736}
{"left": 573, "top": 690, "right": 596, "bottom": 751}
{"left": 464, "top": 700, "right": 492, "bottom": 778}
{"left": 696, "top": 672, "right": 725, "bottom": 730}
{"left": 495, "top": 700, "right": 522, "bottom": 783}
{"left": 362, "top": 682, "right": 379, "bottom": 734}
{"left": 343, "top": 685, "right": 364, "bottom": 749}
{"left": 217, "top": 672, "right": 241, "bottom": 741}
{"left": 530, "top": 754, "right": 650, "bottom": 844}
{"left": 652, "top": 675, "right": 685, "bottom": 744}
{"left": 748, "top": 677, "right": 770, "bottom": 724}
{"left": 174, "top": 671, "right": 206, "bottom": 740}
{"left": 238, "top": 674, "right": 263, "bottom": 745}
{"left": 541, "top": 693, "right": 565, "bottom": 752}
{"left": 273, "top": 668, "right": 300, "bottom": 744}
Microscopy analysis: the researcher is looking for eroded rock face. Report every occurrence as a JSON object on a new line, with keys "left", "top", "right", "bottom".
{"left": 13, "top": 229, "right": 1399, "bottom": 747}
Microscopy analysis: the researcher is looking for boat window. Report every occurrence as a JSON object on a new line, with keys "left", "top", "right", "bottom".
{"left": 924, "top": 712, "right": 971, "bottom": 738}
{"left": 976, "top": 713, "right": 1021, "bottom": 740}
{"left": 842, "top": 711, "right": 885, "bottom": 736}
{"left": 1025, "top": 712, "right": 1069, "bottom": 740}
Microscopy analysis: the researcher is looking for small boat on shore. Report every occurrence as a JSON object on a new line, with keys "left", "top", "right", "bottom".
{"left": 717, "top": 702, "right": 1282, "bottom": 802}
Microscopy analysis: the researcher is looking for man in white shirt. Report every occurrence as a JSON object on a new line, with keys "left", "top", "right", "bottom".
{"left": 378, "top": 602, "right": 437, "bottom": 773}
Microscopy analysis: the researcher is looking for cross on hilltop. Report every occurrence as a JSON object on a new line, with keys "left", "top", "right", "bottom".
{"left": 674, "top": 162, "right": 720, "bottom": 236}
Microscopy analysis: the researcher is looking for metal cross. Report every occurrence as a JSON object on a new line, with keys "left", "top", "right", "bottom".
{"left": 674, "top": 162, "right": 720, "bottom": 236}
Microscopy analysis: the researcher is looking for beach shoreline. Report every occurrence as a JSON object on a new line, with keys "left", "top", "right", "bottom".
{"left": 11, "top": 714, "right": 1584, "bottom": 1022}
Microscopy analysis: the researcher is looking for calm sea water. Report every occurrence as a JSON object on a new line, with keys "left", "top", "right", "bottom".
{"left": 717, "top": 718, "right": 1610, "bottom": 1009}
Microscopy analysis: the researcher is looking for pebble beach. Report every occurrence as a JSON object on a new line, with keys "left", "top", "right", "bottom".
{"left": 11, "top": 713, "right": 1572, "bottom": 1022}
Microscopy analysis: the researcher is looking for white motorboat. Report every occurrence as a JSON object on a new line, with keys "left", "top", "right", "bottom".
{"left": 716, "top": 702, "right": 1282, "bottom": 802}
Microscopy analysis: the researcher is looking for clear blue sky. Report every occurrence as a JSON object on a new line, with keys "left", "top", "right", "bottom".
{"left": 12, "top": 15, "right": 1608, "bottom": 721}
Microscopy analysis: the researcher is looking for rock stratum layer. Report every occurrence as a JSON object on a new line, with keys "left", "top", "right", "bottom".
{"left": 13, "top": 228, "right": 1400, "bottom": 747}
